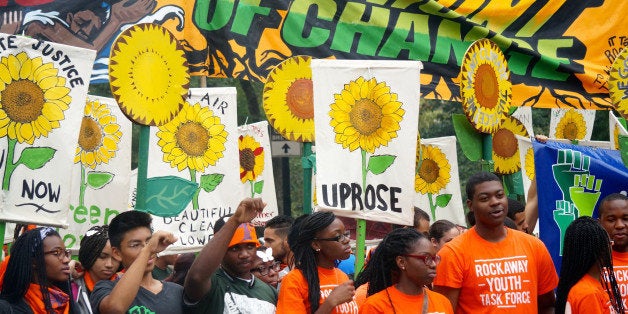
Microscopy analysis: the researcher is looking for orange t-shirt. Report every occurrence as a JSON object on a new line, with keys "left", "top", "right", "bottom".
{"left": 355, "top": 283, "right": 368, "bottom": 308}
{"left": 613, "top": 250, "right": 628, "bottom": 312}
{"left": 566, "top": 274, "right": 614, "bottom": 314}
{"left": 433, "top": 227, "right": 558, "bottom": 313}
{"left": 358, "top": 285, "right": 453, "bottom": 314}
{"left": 277, "top": 267, "right": 359, "bottom": 314}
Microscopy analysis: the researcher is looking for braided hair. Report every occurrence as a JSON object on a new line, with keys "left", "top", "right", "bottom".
{"left": 0, "top": 227, "right": 65, "bottom": 313}
{"left": 555, "top": 216, "right": 624, "bottom": 314}
{"left": 288, "top": 212, "right": 336, "bottom": 314}
{"left": 79, "top": 225, "right": 110, "bottom": 271}
{"left": 354, "top": 228, "right": 425, "bottom": 296}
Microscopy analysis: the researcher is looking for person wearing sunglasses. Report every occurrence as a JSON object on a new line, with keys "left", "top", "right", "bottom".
{"left": 355, "top": 228, "right": 453, "bottom": 313}
{"left": 251, "top": 246, "right": 281, "bottom": 288}
{"left": 277, "top": 211, "right": 358, "bottom": 314}
{"left": 0, "top": 227, "right": 74, "bottom": 313}
{"left": 433, "top": 172, "right": 558, "bottom": 313}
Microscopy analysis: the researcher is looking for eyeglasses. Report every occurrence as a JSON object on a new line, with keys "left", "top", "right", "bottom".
{"left": 402, "top": 253, "right": 440, "bottom": 266}
{"left": 44, "top": 248, "right": 71, "bottom": 260}
{"left": 252, "top": 261, "right": 282, "bottom": 276}
{"left": 314, "top": 231, "right": 351, "bottom": 242}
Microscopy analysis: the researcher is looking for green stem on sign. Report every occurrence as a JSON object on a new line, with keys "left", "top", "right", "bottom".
{"left": 361, "top": 149, "right": 367, "bottom": 193}
{"left": 79, "top": 166, "right": 86, "bottom": 207}
{"left": 250, "top": 180, "right": 255, "bottom": 198}
{"left": 2, "top": 138, "right": 17, "bottom": 191}
{"left": 428, "top": 192, "right": 436, "bottom": 221}
{"left": 190, "top": 168, "right": 199, "bottom": 210}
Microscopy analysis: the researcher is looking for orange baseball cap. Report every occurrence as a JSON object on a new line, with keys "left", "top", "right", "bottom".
{"left": 228, "top": 223, "right": 261, "bottom": 248}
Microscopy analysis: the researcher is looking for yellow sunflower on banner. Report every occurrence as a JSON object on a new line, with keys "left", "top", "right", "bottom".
{"left": 157, "top": 102, "right": 228, "bottom": 172}
{"left": 109, "top": 23, "right": 189, "bottom": 126}
{"left": 0, "top": 52, "right": 70, "bottom": 144}
{"left": 524, "top": 147, "right": 535, "bottom": 181}
{"left": 460, "top": 39, "right": 511, "bottom": 134}
{"left": 415, "top": 144, "right": 451, "bottom": 195}
{"left": 239, "top": 135, "right": 265, "bottom": 197}
{"left": 263, "top": 56, "right": 314, "bottom": 142}
{"left": 555, "top": 110, "right": 586, "bottom": 140}
{"left": 74, "top": 99, "right": 122, "bottom": 169}
{"left": 329, "top": 76, "right": 404, "bottom": 154}
{"left": 609, "top": 46, "right": 628, "bottom": 119}
{"left": 614, "top": 124, "right": 621, "bottom": 150}
{"left": 415, "top": 142, "right": 452, "bottom": 220}
{"left": 492, "top": 115, "right": 529, "bottom": 175}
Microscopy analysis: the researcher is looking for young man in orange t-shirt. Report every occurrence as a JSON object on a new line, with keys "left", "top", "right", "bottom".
{"left": 433, "top": 172, "right": 558, "bottom": 313}
{"left": 598, "top": 193, "right": 628, "bottom": 312}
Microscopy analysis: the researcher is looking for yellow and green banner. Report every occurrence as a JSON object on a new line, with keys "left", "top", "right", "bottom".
{"left": 3, "top": 0, "right": 626, "bottom": 109}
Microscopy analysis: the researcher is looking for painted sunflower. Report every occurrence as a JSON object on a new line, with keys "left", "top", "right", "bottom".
{"left": 492, "top": 115, "right": 528, "bottom": 174}
{"left": 555, "top": 110, "right": 586, "bottom": 140}
{"left": 614, "top": 124, "right": 621, "bottom": 150}
{"left": 0, "top": 52, "right": 70, "bottom": 144}
{"left": 263, "top": 56, "right": 314, "bottom": 142}
{"left": 460, "top": 39, "right": 511, "bottom": 134}
{"left": 415, "top": 144, "right": 451, "bottom": 194}
{"left": 157, "top": 102, "right": 228, "bottom": 172}
{"left": 74, "top": 99, "right": 122, "bottom": 169}
{"left": 524, "top": 147, "right": 535, "bottom": 181}
{"left": 239, "top": 135, "right": 264, "bottom": 182}
{"left": 609, "top": 46, "right": 628, "bottom": 119}
{"left": 109, "top": 23, "right": 189, "bottom": 126}
{"left": 329, "top": 76, "right": 404, "bottom": 154}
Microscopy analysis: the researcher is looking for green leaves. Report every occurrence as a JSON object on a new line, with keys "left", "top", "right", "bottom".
{"left": 452, "top": 114, "right": 482, "bottom": 161}
{"left": 18, "top": 147, "right": 56, "bottom": 170}
{"left": 435, "top": 193, "right": 452, "bottom": 208}
{"left": 367, "top": 155, "right": 396, "bottom": 175}
{"left": 144, "top": 176, "right": 198, "bottom": 217}
{"left": 619, "top": 134, "right": 628, "bottom": 168}
{"left": 87, "top": 171, "right": 114, "bottom": 189}
{"left": 200, "top": 173, "right": 224, "bottom": 192}
{"left": 254, "top": 180, "right": 264, "bottom": 194}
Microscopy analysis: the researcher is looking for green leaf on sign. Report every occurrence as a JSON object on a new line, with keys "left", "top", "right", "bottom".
{"left": 435, "top": 194, "right": 452, "bottom": 208}
{"left": 452, "top": 114, "right": 482, "bottom": 161}
{"left": 367, "top": 155, "right": 396, "bottom": 175}
{"left": 18, "top": 147, "right": 56, "bottom": 170}
{"left": 87, "top": 171, "right": 114, "bottom": 189}
{"left": 144, "top": 176, "right": 198, "bottom": 217}
{"left": 200, "top": 173, "right": 224, "bottom": 192}
{"left": 254, "top": 180, "right": 264, "bottom": 194}
{"left": 619, "top": 135, "right": 628, "bottom": 169}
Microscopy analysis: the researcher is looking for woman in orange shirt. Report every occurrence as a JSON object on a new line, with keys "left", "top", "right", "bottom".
{"left": 355, "top": 228, "right": 453, "bottom": 314}
{"left": 0, "top": 227, "right": 73, "bottom": 313}
{"left": 556, "top": 216, "right": 624, "bottom": 314}
{"left": 277, "top": 211, "right": 358, "bottom": 314}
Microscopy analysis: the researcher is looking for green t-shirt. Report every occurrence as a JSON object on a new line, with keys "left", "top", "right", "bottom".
{"left": 185, "top": 268, "right": 277, "bottom": 314}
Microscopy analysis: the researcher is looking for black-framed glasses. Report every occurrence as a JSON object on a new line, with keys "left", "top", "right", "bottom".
{"left": 252, "top": 261, "right": 282, "bottom": 276}
{"left": 44, "top": 248, "right": 71, "bottom": 260}
{"left": 402, "top": 253, "right": 440, "bottom": 266}
{"left": 314, "top": 230, "right": 351, "bottom": 242}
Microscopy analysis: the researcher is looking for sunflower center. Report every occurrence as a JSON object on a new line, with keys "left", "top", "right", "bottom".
{"left": 419, "top": 159, "right": 439, "bottom": 184}
{"left": 2, "top": 80, "right": 45, "bottom": 123}
{"left": 240, "top": 148, "right": 256, "bottom": 171}
{"left": 474, "top": 64, "right": 498, "bottom": 109}
{"left": 349, "top": 99, "right": 382, "bottom": 135}
{"left": 562, "top": 122, "right": 579, "bottom": 140}
{"left": 286, "top": 78, "right": 314, "bottom": 120}
{"left": 492, "top": 128, "right": 517, "bottom": 158}
{"left": 78, "top": 117, "right": 103, "bottom": 152}
{"left": 176, "top": 122, "right": 209, "bottom": 156}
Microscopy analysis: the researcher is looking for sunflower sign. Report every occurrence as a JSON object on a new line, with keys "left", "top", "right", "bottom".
{"left": 413, "top": 136, "right": 465, "bottom": 226}
{"left": 0, "top": 34, "right": 96, "bottom": 227}
{"left": 148, "top": 87, "right": 241, "bottom": 253}
{"left": 609, "top": 111, "right": 628, "bottom": 150}
{"left": 312, "top": 60, "right": 421, "bottom": 226}
{"left": 238, "top": 121, "right": 278, "bottom": 226}
{"left": 549, "top": 108, "right": 595, "bottom": 141}
{"left": 534, "top": 140, "right": 628, "bottom": 271}
{"left": 60, "top": 95, "right": 133, "bottom": 249}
